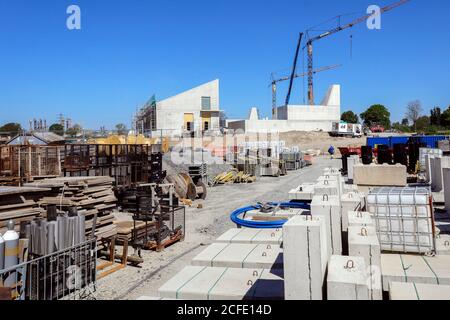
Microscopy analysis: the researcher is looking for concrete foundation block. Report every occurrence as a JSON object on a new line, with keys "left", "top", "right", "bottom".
{"left": 158, "top": 266, "right": 284, "bottom": 300}
{"left": 443, "top": 168, "right": 450, "bottom": 212}
{"left": 327, "top": 255, "right": 369, "bottom": 300}
{"left": 323, "top": 167, "right": 341, "bottom": 175}
{"left": 311, "top": 195, "right": 342, "bottom": 256}
{"left": 347, "top": 211, "right": 374, "bottom": 227}
{"left": 424, "top": 154, "right": 435, "bottom": 183}
{"left": 191, "top": 243, "right": 283, "bottom": 269}
{"left": 432, "top": 157, "right": 450, "bottom": 192}
{"left": 314, "top": 179, "right": 339, "bottom": 196}
{"left": 215, "top": 228, "right": 283, "bottom": 245}
{"left": 390, "top": 282, "right": 450, "bottom": 300}
{"left": 348, "top": 226, "right": 382, "bottom": 300}
{"left": 283, "top": 215, "right": 328, "bottom": 300}
{"left": 347, "top": 155, "right": 360, "bottom": 182}
{"left": 289, "top": 183, "right": 315, "bottom": 201}
{"left": 436, "top": 234, "right": 450, "bottom": 255}
{"left": 341, "top": 192, "right": 362, "bottom": 231}
{"left": 353, "top": 164, "right": 407, "bottom": 187}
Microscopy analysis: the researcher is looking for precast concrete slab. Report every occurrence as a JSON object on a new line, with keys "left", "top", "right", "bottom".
{"left": 389, "top": 282, "right": 450, "bottom": 300}
{"left": 191, "top": 243, "right": 283, "bottom": 269}
{"left": 380, "top": 254, "right": 446, "bottom": 291}
{"left": 432, "top": 157, "right": 450, "bottom": 192}
{"left": 327, "top": 255, "right": 369, "bottom": 300}
{"left": 289, "top": 183, "right": 315, "bottom": 201}
{"left": 443, "top": 168, "right": 450, "bottom": 212}
{"left": 311, "top": 195, "right": 342, "bottom": 256}
{"left": 283, "top": 215, "right": 328, "bottom": 300}
{"left": 348, "top": 226, "right": 382, "bottom": 300}
{"left": 436, "top": 234, "right": 450, "bottom": 255}
{"left": 347, "top": 155, "right": 360, "bottom": 183}
{"left": 323, "top": 167, "right": 340, "bottom": 175}
{"left": 347, "top": 211, "right": 374, "bottom": 228}
{"left": 215, "top": 228, "right": 283, "bottom": 245}
{"left": 353, "top": 164, "right": 407, "bottom": 187}
{"left": 158, "top": 266, "right": 284, "bottom": 300}
{"left": 341, "top": 192, "right": 362, "bottom": 231}
{"left": 314, "top": 179, "right": 339, "bottom": 196}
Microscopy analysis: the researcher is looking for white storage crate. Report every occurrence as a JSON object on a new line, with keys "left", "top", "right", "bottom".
{"left": 367, "top": 187, "right": 435, "bottom": 254}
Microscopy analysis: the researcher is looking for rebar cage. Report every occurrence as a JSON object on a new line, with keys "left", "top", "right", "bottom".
{"left": 0, "top": 238, "right": 97, "bottom": 301}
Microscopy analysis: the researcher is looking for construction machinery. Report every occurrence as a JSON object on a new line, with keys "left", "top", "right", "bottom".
{"left": 304, "top": 0, "right": 410, "bottom": 105}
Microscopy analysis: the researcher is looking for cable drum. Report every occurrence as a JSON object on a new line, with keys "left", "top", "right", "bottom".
{"left": 230, "top": 202, "right": 311, "bottom": 229}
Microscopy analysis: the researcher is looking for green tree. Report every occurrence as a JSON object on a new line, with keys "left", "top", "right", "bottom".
{"left": 430, "top": 107, "right": 442, "bottom": 126}
{"left": 341, "top": 111, "right": 359, "bottom": 124}
{"left": 442, "top": 106, "right": 450, "bottom": 128}
{"left": 0, "top": 122, "right": 22, "bottom": 136}
{"left": 405, "top": 100, "right": 423, "bottom": 131}
{"left": 360, "top": 104, "right": 391, "bottom": 129}
{"left": 415, "top": 116, "right": 430, "bottom": 132}
{"left": 66, "top": 124, "right": 82, "bottom": 138}
{"left": 49, "top": 123, "right": 64, "bottom": 136}
{"left": 115, "top": 123, "right": 128, "bottom": 135}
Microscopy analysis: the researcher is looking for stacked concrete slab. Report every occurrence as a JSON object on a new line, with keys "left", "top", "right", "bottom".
{"left": 389, "top": 282, "right": 450, "bottom": 300}
{"left": 311, "top": 195, "right": 342, "bottom": 256}
{"left": 353, "top": 164, "right": 407, "bottom": 187}
{"left": 158, "top": 266, "right": 284, "bottom": 300}
{"left": 288, "top": 183, "right": 315, "bottom": 201}
{"left": 327, "top": 255, "right": 369, "bottom": 300}
{"left": 283, "top": 215, "right": 328, "bottom": 300}
{"left": 431, "top": 157, "right": 450, "bottom": 192}
{"left": 443, "top": 167, "right": 450, "bottom": 212}
{"left": 314, "top": 179, "right": 339, "bottom": 196}
{"left": 348, "top": 226, "right": 382, "bottom": 300}
{"left": 347, "top": 155, "right": 360, "bottom": 183}
{"left": 215, "top": 228, "right": 283, "bottom": 245}
{"left": 347, "top": 211, "right": 374, "bottom": 228}
{"left": 341, "top": 192, "right": 362, "bottom": 232}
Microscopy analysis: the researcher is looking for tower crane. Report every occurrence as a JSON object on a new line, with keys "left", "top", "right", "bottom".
{"left": 305, "top": 0, "right": 410, "bottom": 105}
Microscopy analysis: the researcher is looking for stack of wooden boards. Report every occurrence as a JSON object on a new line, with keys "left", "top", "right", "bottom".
{"left": 0, "top": 186, "right": 49, "bottom": 234}
{"left": 213, "top": 169, "right": 256, "bottom": 185}
{"left": 23, "top": 176, "right": 118, "bottom": 240}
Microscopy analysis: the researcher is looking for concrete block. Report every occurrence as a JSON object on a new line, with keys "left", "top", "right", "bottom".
{"left": 341, "top": 192, "right": 362, "bottom": 231}
{"left": 215, "top": 228, "right": 283, "bottom": 245}
{"left": 353, "top": 164, "right": 407, "bottom": 187}
{"left": 436, "top": 234, "right": 450, "bottom": 255}
{"left": 443, "top": 168, "right": 450, "bottom": 212}
{"left": 191, "top": 243, "right": 283, "bottom": 269}
{"left": 432, "top": 157, "right": 450, "bottom": 192}
{"left": 347, "top": 211, "right": 374, "bottom": 228}
{"left": 323, "top": 167, "right": 340, "bottom": 175}
{"left": 327, "top": 255, "right": 369, "bottom": 300}
{"left": 289, "top": 183, "right": 315, "bottom": 201}
{"left": 158, "top": 266, "right": 284, "bottom": 300}
{"left": 381, "top": 254, "right": 443, "bottom": 291}
{"left": 314, "top": 179, "right": 339, "bottom": 196}
{"left": 390, "top": 282, "right": 450, "bottom": 300}
{"left": 347, "top": 155, "right": 360, "bottom": 182}
{"left": 424, "top": 154, "right": 435, "bottom": 183}
{"left": 311, "top": 195, "right": 342, "bottom": 256}
{"left": 348, "top": 226, "right": 382, "bottom": 300}
{"left": 283, "top": 215, "right": 328, "bottom": 300}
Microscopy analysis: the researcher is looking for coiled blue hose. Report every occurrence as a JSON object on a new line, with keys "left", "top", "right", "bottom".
{"left": 230, "top": 202, "right": 311, "bottom": 229}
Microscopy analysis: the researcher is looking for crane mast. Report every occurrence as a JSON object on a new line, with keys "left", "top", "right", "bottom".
{"left": 306, "top": 0, "right": 410, "bottom": 105}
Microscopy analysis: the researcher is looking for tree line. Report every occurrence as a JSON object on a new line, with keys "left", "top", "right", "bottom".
{"left": 341, "top": 101, "right": 450, "bottom": 134}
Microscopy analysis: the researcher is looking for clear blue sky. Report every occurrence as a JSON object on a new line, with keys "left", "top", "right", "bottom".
{"left": 1, "top": 0, "right": 449, "bottom": 129}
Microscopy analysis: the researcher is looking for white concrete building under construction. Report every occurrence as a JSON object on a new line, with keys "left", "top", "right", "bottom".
{"left": 136, "top": 80, "right": 222, "bottom": 137}
{"left": 228, "top": 84, "right": 341, "bottom": 133}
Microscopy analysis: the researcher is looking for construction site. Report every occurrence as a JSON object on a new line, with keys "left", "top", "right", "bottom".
{"left": 1, "top": 0, "right": 450, "bottom": 305}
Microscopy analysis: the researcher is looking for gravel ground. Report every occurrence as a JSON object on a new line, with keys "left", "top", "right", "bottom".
{"left": 94, "top": 157, "right": 341, "bottom": 300}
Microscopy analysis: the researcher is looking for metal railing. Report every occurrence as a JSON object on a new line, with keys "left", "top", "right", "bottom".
{"left": 0, "top": 238, "right": 97, "bottom": 300}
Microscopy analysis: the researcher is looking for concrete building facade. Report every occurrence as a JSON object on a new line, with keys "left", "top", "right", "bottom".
{"left": 228, "top": 85, "right": 341, "bottom": 133}
{"left": 137, "top": 80, "right": 221, "bottom": 137}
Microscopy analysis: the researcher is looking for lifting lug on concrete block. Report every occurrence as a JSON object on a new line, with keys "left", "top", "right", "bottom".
{"left": 348, "top": 192, "right": 354, "bottom": 198}
{"left": 253, "top": 271, "right": 259, "bottom": 277}
{"left": 344, "top": 260, "right": 355, "bottom": 270}
{"left": 267, "top": 245, "right": 272, "bottom": 250}
{"left": 360, "top": 228, "right": 368, "bottom": 236}
{"left": 262, "top": 252, "right": 267, "bottom": 257}
{"left": 247, "top": 280, "right": 254, "bottom": 286}
{"left": 323, "top": 194, "right": 329, "bottom": 202}
{"left": 271, "top": 233, "right": 276, "bottom": 238}
{"left": 357, "top": 211, "right": 363, "bottom": 218}
{"left": 324, "top": 180, "right": 329, "bottom": 185}
{"left": 445, "top": 241, "right": 450, "bottom": 247}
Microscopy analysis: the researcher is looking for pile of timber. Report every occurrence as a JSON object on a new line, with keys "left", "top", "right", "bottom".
{"left": 213, "top": 169, "right": 256, "bottom": 185}
{"left": 0, "top": 186, "right": 50, "bottom": 234}
{"left": 23, "top": 176, "right": 118, "bottom": 240}
{"left": 114, "top": 220, "right": 155, "bottom": 243}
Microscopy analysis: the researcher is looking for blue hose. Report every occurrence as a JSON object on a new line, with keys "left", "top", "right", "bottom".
{"left": 230, "top": 202, "right": 311, "bottom": 229}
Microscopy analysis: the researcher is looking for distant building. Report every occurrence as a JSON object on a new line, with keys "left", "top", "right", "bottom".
{"left": 227, "top": 85, "right": 341, "bottom": 133}
{"left": 136, "top": 79, "right": 222, "bottom": 137}
{"left": 7, "top": 132, "right": 65, "bottom": 145}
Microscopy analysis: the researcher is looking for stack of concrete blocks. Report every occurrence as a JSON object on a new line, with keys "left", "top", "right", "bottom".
{"left": 431, "top": 156, "right": 450, "bottom": 192}
{"left": 341, "top": 192, "right": 362, "bottom": 233}
{"left": 381, "top": 254, "right": 450, "bottom": 293}
{"left": 347, "top": 155, "right": 361, "bottom": 184}
{"left": 424, "top": 154, "right": 435, "bottom": 184}
{"left": 419, "top": 148, "right": 442, "bottom": 173}
{"left": 353, "top": 164, "right": 407, "bottom": 187}
{"left": 158, "top": 266, "right": 285, "bottom": 300}
{"left": 215, "top": 228, "right": 283, "bottom": 245}
{"left": 327, "top": 255, "right": 369, "bottom": 300}
{"left": 389, "top": 282, "right": 450, "bottom": 300}
{"left": 283, "top": 215, "right": 328, "bottom": 300}
{"left": 443, "top": 168, "right": 450, "bottom": 212}
{"left": 348, "top": 226, "right": 382, "bottom": 300}
{"left": 347, "top": 211, "right": 374, "bottom": 228}
{"left": 435, "top": 234, "right": 450, "bottom": 255}
{"left": 323, "top": 167, "right": 344, "bottom": 195}
{"left": 314, "top": 179, "right": 339, "bottom": 197}
{"left": 311, "top": 195, "right": 342, "bottom": 257}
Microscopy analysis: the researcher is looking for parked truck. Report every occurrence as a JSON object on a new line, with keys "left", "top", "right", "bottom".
{"left": 330, "top": 122, "right": 363, "bottom": 138}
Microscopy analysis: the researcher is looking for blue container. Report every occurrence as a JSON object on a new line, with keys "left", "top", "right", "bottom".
{"left": 419, "top": 136, "right": 448, "bottom": 148}
{"left": 390, "top": 136, "right": 409, "bottom": 148}
{"left": 367, "top": 137, "right": 389, "bottom": 149}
